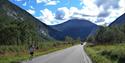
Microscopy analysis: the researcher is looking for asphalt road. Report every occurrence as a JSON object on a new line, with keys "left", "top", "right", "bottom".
{"left": 22, "top": 42, "right": 92, "bottom": 63}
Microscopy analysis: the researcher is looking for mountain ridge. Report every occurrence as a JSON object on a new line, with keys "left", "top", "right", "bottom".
{"left": 0, "top": 0, "right": 55, "bottom": 44}
{"left": 109, "top": 13, "right": 125, "bottom": 26}
{"left": 50, "top": 19, "right": 99, "bottom": 41}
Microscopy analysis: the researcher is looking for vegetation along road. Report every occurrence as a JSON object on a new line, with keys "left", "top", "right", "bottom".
{"left": 22, "top": 42, "right": 92, "bottom": 63}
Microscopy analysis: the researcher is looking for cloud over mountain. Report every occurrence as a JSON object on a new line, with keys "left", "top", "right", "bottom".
{"left": 10, "top": 0, "right": 125, "bottom": 26}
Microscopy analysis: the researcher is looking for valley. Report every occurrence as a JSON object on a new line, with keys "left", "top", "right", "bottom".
{"left": 0, "top": 0, "right": 125, "bottom": 63}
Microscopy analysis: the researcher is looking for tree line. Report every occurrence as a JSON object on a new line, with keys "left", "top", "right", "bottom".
{"left": 0, "top": 19, "right": 43, "bottom": 45}
{"left": 87, "top": 24, "right": 125, "bottom": 44}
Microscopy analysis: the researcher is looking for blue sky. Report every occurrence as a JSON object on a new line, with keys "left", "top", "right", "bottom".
{"left": 9, "top": 0, "right": 125, "bottom": 26}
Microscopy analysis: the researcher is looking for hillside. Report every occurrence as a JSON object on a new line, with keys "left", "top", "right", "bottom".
{"left": 50, "top": 19, "right": 99, "bottom": 40}
{"left": 109, "top": 13, "right": 125, "bottom": 26}
{"left": 87, "top": 12, "right": 125, "bottom": 44}
{"left": 0, "top": 0, "right": 53, "bottom": 45}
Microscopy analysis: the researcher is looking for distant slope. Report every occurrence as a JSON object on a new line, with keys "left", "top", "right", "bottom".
{"left": 0, "top": 0, "right": 54, "bottom": 45}
{"left": 109, "top": 13, "right": 125, "bottom": 26}
{"left": 50, "top": 19, "right": 98, "bottom": 40}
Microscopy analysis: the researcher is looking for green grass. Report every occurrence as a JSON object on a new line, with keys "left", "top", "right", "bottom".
{"left": 0, "top": 42, "right": 73, "bottom": 63}
{"left": 85, "top": 43, "right": 125, "bottom": 63}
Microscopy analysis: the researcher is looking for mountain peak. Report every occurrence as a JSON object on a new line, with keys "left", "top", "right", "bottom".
{"left": 109, "top": 13, "right": 125, "bottom": 26}
{"left": 50, "top": 19, "right": 99, "bottom": 40}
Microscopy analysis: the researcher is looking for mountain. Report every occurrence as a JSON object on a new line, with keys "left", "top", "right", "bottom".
{"left": 109, "top": 13, "right": 125, "bottom": 26}
{"left": 50, "top": 19, "right": 99, "bottom": 41}
{"left": 0, "top": 0, "right": 99, "bottom": 43}
{"left": 0, "top": 0, "right": 55, "bottom": 45}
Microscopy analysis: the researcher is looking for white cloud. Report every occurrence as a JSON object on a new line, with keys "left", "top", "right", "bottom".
{"left": 69, "top": 7, "right": 79, "bottom": 16}
{"left": 26, "top": 9, "right": 35, "bottom": 15}
{"left": 30, "top": 6, "right": 35, "bottom": 9}
{"left": 104, "top": 8, "right": 125, "bottom": 25}
{"left": 38, "top": 8, "right": 55, "bottom": 25}
{"left": 40, "top": 8, "right": 54, "bottom": 20}
{"left": 36, "top": 8, "right": 70, "bottom": 25}
{"left": 36, "top": 15, "right": 54, "bottom": 25}
{"left": 36, "top": 0, "right": 44, "bottom": 3}
{"left": 22, "top": 2, "right": 27, "bottom": 6}
{"left": 55, "top": 6, "right": 98, "bottom": 23}
{"left": 57, "top": 7, "right": 70, "bottom": 19}
{"left": 95, "top": 0, "right": 120, "bottom": 18}
{"left": 80, "top": 0, "right": 100, "bottom": 16}
{"left": 36, "top": 0, "right": 59, "bottom": 5}
{"left": 59, "top": 0, "right": 99, "bottom": 24}
{"left": 35, "top": 0, "right": 125, "bottom": 25}
{"left": 79, "top": 0, "right": 125, "bottom": 26}
{"left": 95, "top": 0, "right": 119, "bottom": 9}
{"left": 36, "top": 15, "right": 68, "bottom": 25}
{"left": 119, "top": 0, "right": 125, "bottom": 8}
{"left": 55, "top": 0, "right": 125, "bottom": 26}
{"left": 16, "top": 0, "right": 22, "bottom": 1}
{"left": 56, "top": 7, "right": 83, "bottom": 19}
{"left": 45, "top": 1, "right": 59, "bottom": 5}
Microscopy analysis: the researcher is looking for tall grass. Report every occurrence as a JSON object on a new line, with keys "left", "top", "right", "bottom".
{"left": 85, "top": 43, "right": 125, "bottom": 63}
{"left": 0, "top": 41, "right": 74, "bottom": 63}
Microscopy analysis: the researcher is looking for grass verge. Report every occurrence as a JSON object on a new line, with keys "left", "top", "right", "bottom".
{"left": 85, "top": 43, "right": 125, "bottom": 63}
{"left": 0, "top": 44, "right": 73, "bottom": 63}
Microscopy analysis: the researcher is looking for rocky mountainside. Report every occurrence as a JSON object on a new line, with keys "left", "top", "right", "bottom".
{"left": 0, "top": 0, "right": 54, "bottom": 45}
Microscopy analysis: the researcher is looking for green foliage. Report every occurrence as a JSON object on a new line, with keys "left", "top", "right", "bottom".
{"left": 65, "top": 36, "right": 80, "bottom": 45}
{"left": 0, "top": 41, "right": 73, "bottom": 63}
{"left": 85, "top": 44, "right": 125, "bottom": 63}
{"left": 0, "top": 1, "right": 76, "bottom": 63}
{"left": 87, "top": 24, "right": 125, "bottom": 44}
{"left": 85, "top": 47, "right": 111, "bottom": 63}
{"left": 0, "top": 20, "right": 40, "bottom": 45}
{"left": 0, "top": 0, "right": 50, "bottom": 45}
{"left": 65, "top": 36, "right": 73, "bottom": 44}
{"left": 86, "top": 36, "right": 95, "bottom": 43}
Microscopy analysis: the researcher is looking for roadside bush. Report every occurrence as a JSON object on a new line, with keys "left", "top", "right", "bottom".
{"left": 85, "top": 44, "right": 125, "bottom": 63}
{"left": 85, "top": 47, "right": 111, "bottom": 63}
